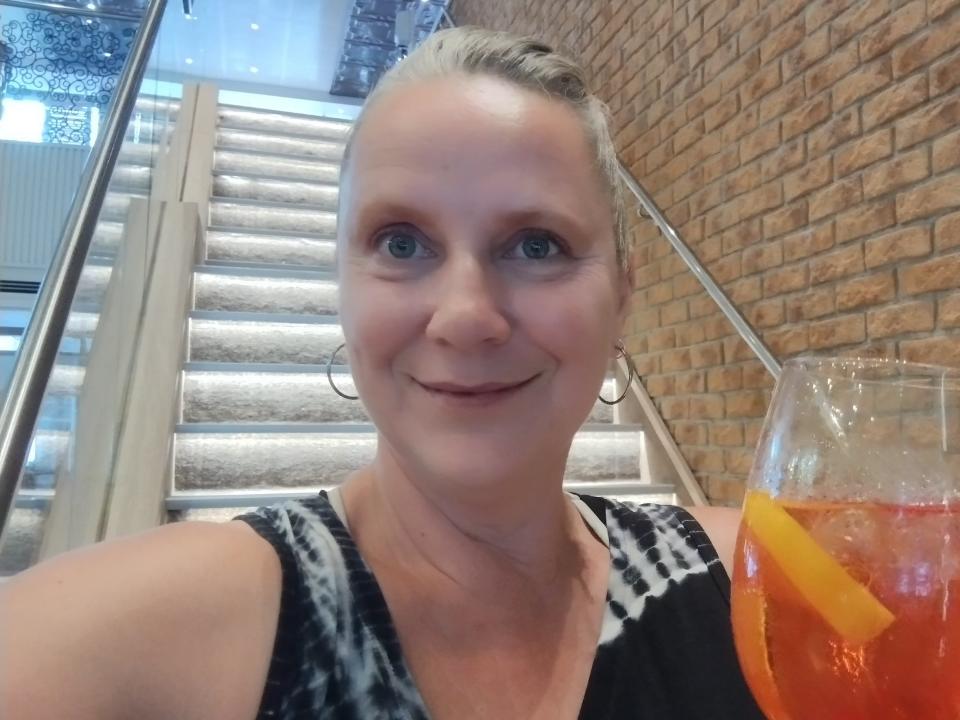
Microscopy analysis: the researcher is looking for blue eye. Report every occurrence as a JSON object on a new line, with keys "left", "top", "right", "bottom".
{"left": 377, "top": 229, "right": 428, "bottom": 259}
{"left": 511, "top": 230, "right": 563, "bottom": 260}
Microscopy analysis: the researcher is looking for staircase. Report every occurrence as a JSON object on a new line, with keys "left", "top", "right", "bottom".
{"left": 164, "top": 103, "right": 676, "bottom": 522}
{"left": 9, "top": 101, "right": 676, "bottom": 559}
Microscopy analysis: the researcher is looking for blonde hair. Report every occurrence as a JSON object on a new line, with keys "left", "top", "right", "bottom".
{"left": 342, "top": 26, "right": 628, "bottom": 271}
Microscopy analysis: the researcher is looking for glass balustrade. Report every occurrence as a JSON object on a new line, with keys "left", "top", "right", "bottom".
{"left": 0, "top": 0, "right": 176, "bottom": 574}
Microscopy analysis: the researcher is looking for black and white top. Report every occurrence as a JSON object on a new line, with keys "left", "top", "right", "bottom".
{"left": 235, "top": 491, "right": 764, "bottom": 719}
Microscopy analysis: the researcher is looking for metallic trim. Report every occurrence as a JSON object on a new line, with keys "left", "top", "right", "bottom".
{"left": 174, "top": 422, "right": 647, "bottom": 435}
{"left": 184, "top": 361, "right": 351, "bottom": 374}
{"left": 206, "top": 224, "right": 337, "bottom": 241}
{"left": 208, "top": 194, "right": 340, "bottom": 212}
{"left": 0, "top": 0, "right": 169, "bottom": 535}
{"left": 618, "top": 164, "right": 782, "bottom": 379}
{"left": 166, "top": 487, "right": 333, "bottom": 510}
{"left": 14, "top": 488, "right": 54, "bottom": 509}
{"left": 188, "top": 309, "right": 343, "bottom": 325}
{"left": 194, "top": 263, "right": 337, "bottom": 281}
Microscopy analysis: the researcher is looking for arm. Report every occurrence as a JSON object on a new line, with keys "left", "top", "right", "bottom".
{"left": 0, "top": 520, "right": 280, "bottom": 720}
{"left": 685, "top": 506, "right": 742, "bottom": 579}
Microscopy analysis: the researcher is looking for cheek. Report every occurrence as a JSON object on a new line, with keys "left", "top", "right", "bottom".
{"left": 518, "top": 275, "right": 621, "bottom": 374}
{"left": 515, "top": 280, "right": 620, "bottom": 435}
{"left": 338, "top": 272, "right": 421, "bottom": 381}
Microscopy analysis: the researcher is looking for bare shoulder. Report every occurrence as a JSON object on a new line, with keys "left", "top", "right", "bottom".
{"left": 684, "top": 505, "right": 742, "bottom": 579}
{"left": 0, "top": 519, "right": 280, "bottom": 720}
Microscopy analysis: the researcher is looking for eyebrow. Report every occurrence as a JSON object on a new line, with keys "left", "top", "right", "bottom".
{"left": 352, "top": 192, "right": 597, "bottom": 241}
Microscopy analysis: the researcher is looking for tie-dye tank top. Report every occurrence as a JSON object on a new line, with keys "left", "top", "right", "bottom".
{"left": 235, "top": 491, "right": 764, "bottom": 719}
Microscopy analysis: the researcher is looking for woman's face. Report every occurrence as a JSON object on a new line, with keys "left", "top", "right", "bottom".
{"left": 338, "top": 74, "right": 630, "bottom": 490}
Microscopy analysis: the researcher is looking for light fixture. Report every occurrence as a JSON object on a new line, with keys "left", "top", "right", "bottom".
{"left": 103, "top": 52, "right": 112, "bottom": 57}
{"left": 249, "top": 66, "right": 259, "bottom": 74}
{"left": 86, "top": 2, "right": 96, "bottom": 9}
{"left": 185, "top": 13, "right": 196, "bottom": 20}
{"left": 185, "top": 57, "right": 194, "bottom": 65}
{"left": 250, "top": 22, "right": 260, "bottom": 30}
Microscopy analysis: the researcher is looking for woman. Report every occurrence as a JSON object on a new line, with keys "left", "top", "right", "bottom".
{"left": 1, "top": 28, "right": 761, "bottom": 720}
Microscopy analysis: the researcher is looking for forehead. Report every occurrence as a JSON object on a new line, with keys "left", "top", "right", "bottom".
{"left": 344, "top": 75, "right": 608, "bottom": 213}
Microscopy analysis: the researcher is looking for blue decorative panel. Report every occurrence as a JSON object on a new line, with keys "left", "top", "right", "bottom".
{"left": 0, "top": 8, "right": 138, "bottom": 144}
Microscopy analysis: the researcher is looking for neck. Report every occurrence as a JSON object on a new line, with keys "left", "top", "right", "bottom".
{"left": 341, "top": 446, "right": 599, "bottom": 599}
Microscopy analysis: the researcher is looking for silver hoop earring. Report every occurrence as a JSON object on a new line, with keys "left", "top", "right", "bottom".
{"left": 326, "top": 343, "right": 359, "bottom": 400}
{"left": 598, "top": 341, "right": 638, "bottom": 406}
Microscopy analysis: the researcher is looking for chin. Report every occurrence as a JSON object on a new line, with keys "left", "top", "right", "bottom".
{"left": 381, "top": 424, "right": 568, "bottom": 495}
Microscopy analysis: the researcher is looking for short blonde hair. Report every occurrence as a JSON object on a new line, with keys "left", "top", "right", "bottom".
{"left": 342, "top": 26, "right": 628, "bottom": 271}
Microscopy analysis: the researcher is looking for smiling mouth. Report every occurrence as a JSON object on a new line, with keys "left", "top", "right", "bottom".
{"left": 416, "top": 375, "right": 539, "bottom": 398}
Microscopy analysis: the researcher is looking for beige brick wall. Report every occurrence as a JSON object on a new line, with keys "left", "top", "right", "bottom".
{"left": 453, "top": 0, "right": 960, "bottom": 504}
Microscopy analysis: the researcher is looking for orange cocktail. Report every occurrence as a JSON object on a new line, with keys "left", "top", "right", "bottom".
{"left": 732, "top": 492, "right": 960, "bottom": 720}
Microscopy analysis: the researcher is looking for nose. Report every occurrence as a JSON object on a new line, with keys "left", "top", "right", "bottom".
{"left": 424, "top": 255, "right": 511, "bottom": 349}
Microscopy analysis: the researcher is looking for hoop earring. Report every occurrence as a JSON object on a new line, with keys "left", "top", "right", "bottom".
{"left": 326, "top": 343, "right": 359, "bottom": 400}
{"left": 598, "top": 341, "right": 637, "bottom": 406}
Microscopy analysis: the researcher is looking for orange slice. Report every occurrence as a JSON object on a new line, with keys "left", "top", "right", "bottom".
{"left": 742, "top": 492, "right": 895, "bottom": 645}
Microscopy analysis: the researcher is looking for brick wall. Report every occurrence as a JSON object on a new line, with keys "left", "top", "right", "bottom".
{"left": 453, "top": 0, "right": 960, "bottom": 504}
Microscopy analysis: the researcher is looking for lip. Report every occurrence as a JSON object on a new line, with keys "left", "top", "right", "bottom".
{"left": 415, "top": 374, "right": 538, "bottom": 406}
{"left": 420, "top": 379, "right": 532, "bottom": 393}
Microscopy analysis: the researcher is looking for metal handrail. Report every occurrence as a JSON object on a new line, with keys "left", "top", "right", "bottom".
{"left": 618, "top": 164, "right": 782, "bottom": 379}
{"left": 0, "top": 0, "right": 145, "bottom": 21}
{"left": 0, "top": 0, "right": 168, "bottom": 535}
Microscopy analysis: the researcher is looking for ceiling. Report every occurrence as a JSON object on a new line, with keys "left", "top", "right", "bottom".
{"left": 154, "top": 0, "right": 354, "bottom": 100}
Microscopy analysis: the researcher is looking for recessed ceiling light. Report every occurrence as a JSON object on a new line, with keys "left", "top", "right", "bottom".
{"left": 250, "top": 22, "right": 260, "bottom": 30}
{"left": 185, "top": 57, "right": 194, "bottom": 65}
{"left": 86, "top": 2, "right": 96, "bottom": 9}
{"left": 103, "top": 52, "right": 112, "bottom": 57}
{"left": 249, "top": 66, "right": 259, "bottom": 74}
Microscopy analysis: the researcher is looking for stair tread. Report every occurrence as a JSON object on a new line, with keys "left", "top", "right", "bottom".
{"left": 213, "top": 170, "right": 339, "bottom": 187}
{"left": 209, "top": 201, "right": 337, "bottom": 236}
{"left": 216, "top": 132, "right": 344, "bottom": 162}
{"left": 193, "top": 269, "right": 338, "bottom": 315}
{"left": 212, "top": 169, "right": 340, "bottom": 185}
{"left": 212, "top": 176, "right": 339, "bottom": 209}
{"left": 175, "top": 426, "right": 645, "bottom": 490}
{"left": 217, "top": 105, "right": 353, "bottom": 139}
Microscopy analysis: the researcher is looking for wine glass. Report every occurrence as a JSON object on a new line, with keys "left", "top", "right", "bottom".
{"left": 731, "top": 357, "right": 960, "bottom": 720}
